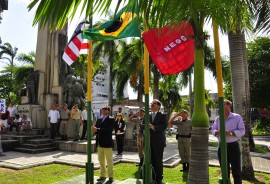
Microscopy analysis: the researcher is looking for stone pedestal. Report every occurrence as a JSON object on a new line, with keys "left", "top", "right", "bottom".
{"left": 17, "top": 104, "right": 46, "bottom": 129}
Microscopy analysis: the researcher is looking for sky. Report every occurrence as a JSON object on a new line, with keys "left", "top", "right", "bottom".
{"left": 0, "top": 0, "right": 233, "bottom": 97}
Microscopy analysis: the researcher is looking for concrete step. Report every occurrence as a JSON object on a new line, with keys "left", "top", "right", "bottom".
{"left": 13, "top": 147, "right": 59, "bottom": 154}
{"left": 20, "top": 143, "right": 55, "bottom": 149}
{"left": 55, "top": 140, "right": 97, "bottom": 153}
{"left": 122, "top": 146, "right": 137, "bottom": 152}
{"left": 26, "top": 138, "right": 55, "bottom": 145}
{"left": 2, "top": 134, "right": 49, "bottom": 144}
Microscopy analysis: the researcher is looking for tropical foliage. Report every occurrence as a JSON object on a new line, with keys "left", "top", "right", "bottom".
{"left": 248, "top": 37, "right": 270, "bottom": 108}
{"left": 0, "top": 42, "right": 34, "bottom": 104}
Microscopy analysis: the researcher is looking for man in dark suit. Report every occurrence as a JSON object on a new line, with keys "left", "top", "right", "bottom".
{"left": 150, "top": 99, "right": 167, "bottom": 184}
{"left": 92, "top": 105, "right": 115, "bottom": 183}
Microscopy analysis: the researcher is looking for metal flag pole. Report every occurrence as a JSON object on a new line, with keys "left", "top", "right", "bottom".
{"left": 143, "top": 21, "right": 152, "bottom": 184}
{"left": 213, "top": 22, "right": 229, "bottom": 184}
{"left": 86, "top": 15, "right": 94, "bottom": 183}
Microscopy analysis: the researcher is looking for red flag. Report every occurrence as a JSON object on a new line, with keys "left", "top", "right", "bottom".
{"left": 62, "top": 21, "right": 90, "bottom": 65}
{"left": 142, "top": 21, "right": 194, "bottom": 75}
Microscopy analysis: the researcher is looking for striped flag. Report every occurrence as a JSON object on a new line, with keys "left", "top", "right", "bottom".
{"left": 62, "top": 20, "right": 90, "bottom": 65}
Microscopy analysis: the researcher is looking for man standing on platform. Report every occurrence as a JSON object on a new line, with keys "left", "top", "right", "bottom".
{"left": 92, "top": 105, "right": 115, "bottom": 183}
{"left": 150, "top": 99, "right": 167, "bottom": 184}
{"left": 211, "top": 100, "right": 245, "bottom": 184}
{"left": 48, "top": 105, "right": 60, "bottom": 139}
{"left": 80, "top": 105, "right": 88, "bottom": 141}
{"left": 59, "top": 104, "right": 70, "bottom": 140}
{"left": 169, "top": 110, "right": 192, "bottom": 172}
{"left": 70, "top": 104, "right": 82, "bottom": 141}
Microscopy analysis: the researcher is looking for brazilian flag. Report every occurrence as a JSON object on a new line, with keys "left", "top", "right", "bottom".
{"left": 82, "top": 3, "right": 141, "bottom": 41}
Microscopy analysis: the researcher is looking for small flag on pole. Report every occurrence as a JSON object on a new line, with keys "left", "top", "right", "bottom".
{"left": 62, "top": 21, "right": 90, "bottom": 65}
{"left": 142, "top": 21, "right": 195, "bottom": 75}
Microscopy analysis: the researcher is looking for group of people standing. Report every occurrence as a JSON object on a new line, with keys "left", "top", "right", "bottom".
{"left": 169, "top": 99, "right": 245, "bottom": 184}
{"left": 48, "top": 104, "right": 90, "bottom": 141}
{"left": 93, "top": 99, "right": 167, "bottom": 184}
{"left": 94, "top": 99, "right": 246, "bottom": 184}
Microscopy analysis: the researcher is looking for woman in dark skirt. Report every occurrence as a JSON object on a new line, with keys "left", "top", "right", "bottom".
{"left": 114, "top": 113, "right": 126, "bottom": 156}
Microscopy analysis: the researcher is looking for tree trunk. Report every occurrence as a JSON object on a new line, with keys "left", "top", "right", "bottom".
{"left": 241, "top": 32, "right": 256, "bottom": 152}
{"left": 153, "top": 66, "right": 159, "bottom": 99}
{"left": 108, "top": 60, "right": 113, "bottom": 115}
{"left": 188, "top": 47, "right": 209, "bottom": 183}
{"left": 189, "top": 72, "right": 194, "bottom": 116}
{"left": 137, "top": 82, "right": 144, "bottom": 106}
{"left": 189, "top": 127, "right": 209, "bottom": 184}
{"left": 228, "top": 30, "right": 255, "bottom": 180}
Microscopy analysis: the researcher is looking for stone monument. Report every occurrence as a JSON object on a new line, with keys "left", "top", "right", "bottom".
{"left": 18, "top": 23, "right": 69, "bottom": 130}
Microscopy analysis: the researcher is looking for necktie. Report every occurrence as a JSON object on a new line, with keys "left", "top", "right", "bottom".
{"left": 152, "top": 112, "right": 156, "bottom": 120}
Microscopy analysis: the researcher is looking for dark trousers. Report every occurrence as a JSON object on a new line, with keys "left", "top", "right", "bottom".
{"left": 151, "top": 145, "right": 164, "bottom": 183}
{"left": 9, "top": 123, "right": 19, "bottom": 132}
{"left": 81, "top": 120, "right": 87, "bottom": 140}
{"left": 218, "top": 141, "right": 242, "bottom": 184}
{"left": 116, "top": 134, "right": 125, "bottom": 154}
{"left": 50, "top": 123, "right": 57, "bottom": 139}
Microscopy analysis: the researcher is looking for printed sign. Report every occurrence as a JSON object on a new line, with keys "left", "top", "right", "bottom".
{"left": 0, "top": 99, "right": 6, "bottom": 113}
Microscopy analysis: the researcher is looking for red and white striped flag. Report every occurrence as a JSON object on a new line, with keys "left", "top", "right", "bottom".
{"left": 62, "top": 20, "right": 90, "bottom": 65}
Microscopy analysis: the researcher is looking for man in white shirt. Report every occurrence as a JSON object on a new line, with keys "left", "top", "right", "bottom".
{"left": 81, "top": 105, "right": 88, "bottom": 140}
{"left": 7, "top": 102, "right": 17, "bottom": 120}
{"left": 48, "top": 105, "right": 60, "bottom": 139}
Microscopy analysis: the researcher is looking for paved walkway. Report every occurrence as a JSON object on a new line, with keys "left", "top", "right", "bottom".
{"left": 0, "top": 137, "right": 269, "bottom": 183}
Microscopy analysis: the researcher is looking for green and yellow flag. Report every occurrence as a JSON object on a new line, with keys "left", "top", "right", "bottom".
{"left": 83, "top": 3, "right": 141, "bottom": 41}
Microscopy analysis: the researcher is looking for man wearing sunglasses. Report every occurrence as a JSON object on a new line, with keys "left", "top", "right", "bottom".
{"left": 149, "top": 99, "right": 167, "bottom": 184}
{"left": 92, "top": 105, "right": 115, "bottom": 183}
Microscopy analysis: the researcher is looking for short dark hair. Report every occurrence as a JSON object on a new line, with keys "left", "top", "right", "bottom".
{"left": 224, "top": 100, "right": 232, "bottom": 106}
{"left": 152, "top": 99, "right": 161, "bottom": 106}
{"left": 102, "top": 105, "right": 110, "bottom": 111}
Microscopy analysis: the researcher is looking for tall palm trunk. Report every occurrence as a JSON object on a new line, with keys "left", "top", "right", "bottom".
{"left": 241, "top": 33, "right": 255, "bottom": 152}
{"left": 108, "top": 59, "right": 113, "bottom": 115}
{"left": 137, "top": 81, "right": 144, "bottom": 106}
{"left": 228, "top": 29, "right": 255, "bottom": 180}
{"left": 153, "top": 66, "right": 159, "bottom": 99}
{"left": 188, "top": 48, "right": 209, "bottom": 184}
{"left": 189, "top": 72, "right": 194, "bottom": 116}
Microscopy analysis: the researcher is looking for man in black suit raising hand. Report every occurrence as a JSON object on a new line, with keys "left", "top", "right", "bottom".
{"left": 150, "top": 99, "right": 167, "bottom": 184}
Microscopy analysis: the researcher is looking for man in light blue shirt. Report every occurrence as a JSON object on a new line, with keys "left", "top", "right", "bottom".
{"left": 211, "top": 99, "right": 245, "bottom": 184}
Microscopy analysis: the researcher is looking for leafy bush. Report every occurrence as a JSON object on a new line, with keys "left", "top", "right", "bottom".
{"left": 253, "top": 117, "right": 270, "bottom": 135}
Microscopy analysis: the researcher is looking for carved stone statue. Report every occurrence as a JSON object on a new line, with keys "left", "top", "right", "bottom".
{"left": 26, "top": 70, "right": 40, "bottom": 104}
{"left": 63, "top": 74, "right": 85, "bottom": 109}
{"left": 73, "top": 81, "right": 85, "bottom": 109}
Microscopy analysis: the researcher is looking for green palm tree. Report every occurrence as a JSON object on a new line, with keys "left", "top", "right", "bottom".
{"left": 159, "top": 75, "right": 182, "bottom": 117}
{"left": 16, "top": 51, "right": 36, "bottom": 65}
{"left": 0, "top": 42, "right": 18, "bottom": 77}
{"left": 252, "top": 0, "right": 270, "bottom": 34}
{"left": 115, "top": 39, "right": 144, "bottom": 104}
{"left": 225, "top": 0, "right": 261, "bottom": 179}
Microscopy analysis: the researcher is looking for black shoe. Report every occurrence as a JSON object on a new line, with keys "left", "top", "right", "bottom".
{"left": 108, "top": 177, "right": 114, "bottom": 182}
{"left": 180, "top": 163, "right": 187, "bottom": 172}
{"left": 73, "top": 139, "right": 78, "bottom": 141}
{"left": 97, "top": 177, "right": 106, "bottom": 181}
{"left": 136, "top": 158, "right": 144, "bottom": 167}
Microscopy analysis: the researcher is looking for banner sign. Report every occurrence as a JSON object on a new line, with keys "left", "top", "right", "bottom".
{"left": 0, "top": 99, "right": 6, "bottom": 113}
